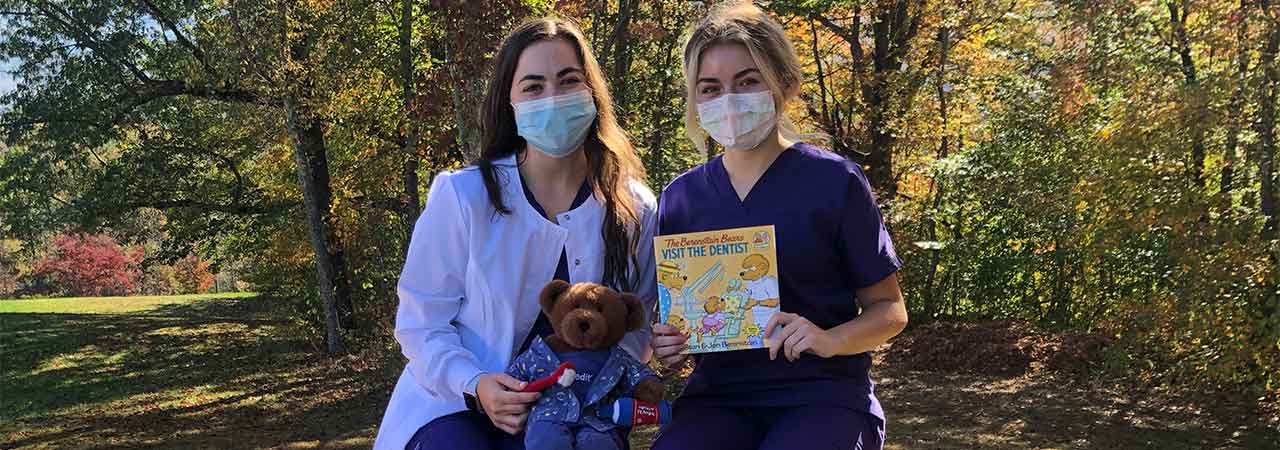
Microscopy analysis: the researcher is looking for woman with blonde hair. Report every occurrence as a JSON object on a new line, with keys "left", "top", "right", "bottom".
{"left": 649, "top": 3, "right": 907, "bottom": 449}
{"left": 373, "top": 17, "right": 658, "bottom": 450}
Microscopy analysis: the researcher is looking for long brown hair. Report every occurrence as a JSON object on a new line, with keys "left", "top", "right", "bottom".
{"left": 476, "top": 17, "right": 646, "bottom": 291}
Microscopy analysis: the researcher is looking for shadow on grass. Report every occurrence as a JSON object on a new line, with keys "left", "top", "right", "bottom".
{"left": 6, "top": 297, "right": 1274, "bottom": 450}
{"left": 874, "top": 367, "right": 1279, "bottom": 450}
{"left": 0, "top": 296, "right": 397, "bottom": 450}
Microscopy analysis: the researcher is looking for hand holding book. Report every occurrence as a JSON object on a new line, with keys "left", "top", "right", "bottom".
{"left": 650, "top": 322, "right": 689, "bottom": 368}
{"left": 763, "top": 312, "right": 837, "bottom": 361}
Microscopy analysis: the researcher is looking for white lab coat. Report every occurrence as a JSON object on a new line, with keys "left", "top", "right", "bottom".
{"left": 372, "top": 154, "right": 658, "bottom": 450}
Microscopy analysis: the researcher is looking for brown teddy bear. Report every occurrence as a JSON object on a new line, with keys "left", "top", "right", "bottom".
{"left": 507, "top": 280, "right": 664, "bottom": 450}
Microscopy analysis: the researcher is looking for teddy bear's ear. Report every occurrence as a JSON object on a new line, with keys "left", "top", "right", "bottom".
{"left": 619, "top": 293, "right": 646, "bottom": 332}
{"left": 539, "top": 280, "right": 572, "bottom": 316}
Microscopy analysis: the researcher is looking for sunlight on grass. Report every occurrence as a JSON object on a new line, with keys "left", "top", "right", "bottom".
{"left": 33, "top": 344, "right": 116, "bottom": 376}
{"left": 0, "top": 292, "right": 255, "bottom": 314}
{"left": 1, "top": 293, "right": 388, "bottom": 450}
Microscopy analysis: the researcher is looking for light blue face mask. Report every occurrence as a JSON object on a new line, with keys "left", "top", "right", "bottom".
{"left": 512, "top": 89, "right": 597, "bottom": 158}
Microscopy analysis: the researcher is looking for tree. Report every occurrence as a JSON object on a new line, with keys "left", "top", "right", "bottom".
{"left": 0, "top": 0, "right": 370, "bottom": 352}
{"left": 1258, "top": 0, "right": 1279, "bottom": 238}
{"left": 771, "top": 0, "right": 934, "bottom": 200}
{"left": 1163, "top": 0, "right": 1209, "bottom": 187}
{"left": 32, "top": 233, "right": 142, "bottom": 297}
{"left": 172, "top": 254, "right": 215, "bottom": 294}
{"left": 0, "top": 239, "right": 20, "bottom": 298}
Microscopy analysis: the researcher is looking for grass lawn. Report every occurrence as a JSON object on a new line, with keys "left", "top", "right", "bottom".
{"left": 0, "top": 293, "right": 257, "bottom": 314}
{"left": 1, "top": 293, "right": 395, "bottom": 450}
{"left": 2, "top": 294, "right": 1275, "bottom": 449}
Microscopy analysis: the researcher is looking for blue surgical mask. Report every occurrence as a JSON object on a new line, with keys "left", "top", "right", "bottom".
{"left": 512, "top": 90, "right": 597, "bottom": 158}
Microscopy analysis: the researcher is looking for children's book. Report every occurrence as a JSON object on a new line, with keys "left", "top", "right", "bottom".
{"left": 654, "top": 225, "right": 780, "bottom": 354}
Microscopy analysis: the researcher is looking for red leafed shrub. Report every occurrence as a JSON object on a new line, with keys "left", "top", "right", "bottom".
{"left": 31, "top": 234, "right": 142, "bottom": 297}
{"left": 172, "top": 254, "right": 214, "bottom": 294}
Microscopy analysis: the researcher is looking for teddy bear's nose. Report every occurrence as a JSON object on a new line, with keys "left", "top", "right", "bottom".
{"left": 578, "top": 321, "right": 590, "bottom": 333}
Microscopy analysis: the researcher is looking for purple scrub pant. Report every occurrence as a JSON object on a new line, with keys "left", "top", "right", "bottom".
{"left": 650, "top": 402, "right": 884, "bottom": 450}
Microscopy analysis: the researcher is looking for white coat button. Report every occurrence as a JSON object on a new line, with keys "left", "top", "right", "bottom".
{"left": 574, "top": 258, "right": 582, "bottom": 266}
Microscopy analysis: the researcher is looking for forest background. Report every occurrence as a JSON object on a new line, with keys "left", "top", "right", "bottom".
{"left": 2, "top": 0, "right": 1278, "bottom": 434}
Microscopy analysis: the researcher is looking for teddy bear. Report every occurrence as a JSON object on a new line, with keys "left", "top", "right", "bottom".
{"left": 507, "top": 280, "right": 665, "bottom": 450}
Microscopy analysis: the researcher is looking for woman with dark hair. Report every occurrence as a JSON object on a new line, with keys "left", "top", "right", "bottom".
{"left": 373, "top": 17, "right": 658, "bottom": 450}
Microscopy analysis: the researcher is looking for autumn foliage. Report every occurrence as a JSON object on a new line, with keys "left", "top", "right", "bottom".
{"left": 22, "top": 234, "right": 217, "bottom": 297}
{"left": 1, "top": 0, "right": 1277, "bottom": 400}
{"left": 173, "top": 254, "right": 215, "bottom": 294}
{"left": 31, "top": 234, "right": 143, "bottom": 297}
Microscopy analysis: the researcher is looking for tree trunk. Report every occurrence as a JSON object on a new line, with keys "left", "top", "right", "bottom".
{"left": 1222, "top": 0, "right": 1251, "bottom": 206}
{"left": 645, "top": 0, "right": 674, "bottom": 175}
{"left": 608, "top": 0, "right": 638, "bottom": 126}
{"left": 443, "top": 33, "right": 482, "bottom": 160}
{"left": 1168, "top": 0, "right": 1207, "bottom": 187}
{"left": 922, "top": 27, "right": 952, "bottom": 321}
{"left": 400, "top": 0, "right": 420, "bottom": 243}
{"left": 808, "top": 18, "right": 851, "bottom": 155}
{"left": 815, "top": 1, "right": 924, "bottom": 201}
{"left": 277, "top": 0, "right": 350, "bottom": 352}
{"left": 285, "top": 103, "right": 351, "bottom": 353}
{"left": 1259, "top": 2, "right": 1279, "bottom": 239}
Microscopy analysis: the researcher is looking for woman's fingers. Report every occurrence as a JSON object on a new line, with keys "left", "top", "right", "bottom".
{"left": 492, "top": 401, "right": 530, "bottom": 415}
{"left": 657, "top": 338, "right": 689, "bottom": 367}
{"left": 785, "top": 331, "right": 810, "bottom": 361}
{"left": 763, "top": 312, "right": 795, "bottom": 340}
{"left": 494, "top": 410, "right": 528, "bottom": 434}
{"left": 652, "top": 324, "right": 689, "bottom": 369}
{"left": 496, "top": 390, "right": 540, "bottom": 406}
{"left": 782, "top": 325, "right": 806, "bottom": 361}
{"left": 652, "top": 322, "right": 682, "bottom": 335}
{"left": 655, "top": 333, "right": 690, "bottom": 368}
{"left": 767, "top": 317, "right": 800, "bottom": 360}
{"left": 492, "top": 373, "right": 529, "bottom": 391}
{"left": 487, "top": 409, "right": 515, "bottom": 434}
{"left": 651, "top": 332, "right": 689, "bottom": 348}
{"left": 508, "top": 410, "right": 530, "bottom": 432}
{"left": 493, "top": 414, "right": 521, "bottom": 434}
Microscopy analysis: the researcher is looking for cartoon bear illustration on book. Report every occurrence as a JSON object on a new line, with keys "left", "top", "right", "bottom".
{"left": 655, "top": 260, "right": 687, "bottom": 324}
{"left": 698, "top": 296, "right": 728, "bottom": 336}
{"left": 740, "top": 253, "right": 780, "bottom": 336}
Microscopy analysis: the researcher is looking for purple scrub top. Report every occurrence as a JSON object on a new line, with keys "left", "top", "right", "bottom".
{"left": 657, "top": 142, "right": 902, "bottom": 420}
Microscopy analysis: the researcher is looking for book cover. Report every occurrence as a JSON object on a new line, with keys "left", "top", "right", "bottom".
{"left": 654, "top": 225, "right": 780, "bottom": 354}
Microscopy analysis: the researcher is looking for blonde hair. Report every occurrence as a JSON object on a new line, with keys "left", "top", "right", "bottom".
{"left": 681, "top": 1, "right": 810, "bottom": 154}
